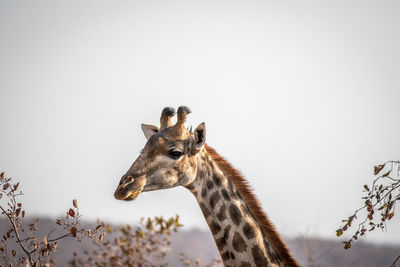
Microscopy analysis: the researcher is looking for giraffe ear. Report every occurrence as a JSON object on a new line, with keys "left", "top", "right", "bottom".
{"left": 193, "top": 122, "right": 206, "bottom": 151}
{"left": 141, "top": 124, "right": 159, "bottom": 140}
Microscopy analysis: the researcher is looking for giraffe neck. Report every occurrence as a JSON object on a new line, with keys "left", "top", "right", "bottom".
{"left": 186, "top": 146, "right": 298, "bottom": 267}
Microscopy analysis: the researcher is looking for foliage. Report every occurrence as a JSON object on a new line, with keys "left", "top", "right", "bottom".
{"left": 179, "top": 253, "right": 222, "bottom": 267}
{"left": 336, "top": 161, "right": 400, "bottom": 250}
{"left": 70, "top": 216, "right": 184, "bottom": 267}
{"left": 0, "top": 171, "right": 104, "bottom": 266}
{"left": 0, "top": 171, "right": 220, "bottom": 267}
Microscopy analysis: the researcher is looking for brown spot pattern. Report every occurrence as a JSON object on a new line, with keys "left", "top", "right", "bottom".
{"left": 221, "top": 189, "right": 230, "bottom": 201}
{"left": 185, "top": 183, "right": 195, "bottom": 190}
{"left": 223, "top": 225, "right": 231, "bottom": 240}
{"left": 198, "top": 169, "right": 205, "bottom": 178}
{"left": 217, "top": 204, "right": 227, "bottom": 221}
{"left": 210, "top": 221, "right": 221, "bottom": 235}
{"left": 232, "top": 232, "right": 247, "bottom": 253}
{"left": 205, "top": 145, "right": 300, "bottom": 267}
{"left": 243, "top": 222, "right": 256, "bottom": 239}
{"left": 213, "top": 173, "right": 222, "bottom": 186}
{"left": 221, "top": 251, "right": 230, "bottom": 261}
{"left": 209, "top": 191, "right": 221, "bottom": 210}
{"left": 207, "top": 180, "right": 214, "bottom": 190}
{"left": 229, "top": 204, "right": 242, "bottom": 226}
{"left": 215, "top": 236, "right": 226, "bottom": 250}
{"left": 201, "top": 187, "right": 207, "bottom": 198}
{"left": 252, "top": 245, "right": 268, "bottom": 267}
{"left": 239, "top": 262, "right": 251, "bottom": 267}
{"left": 199, "top": 202, "right": 210, "bottom": 218}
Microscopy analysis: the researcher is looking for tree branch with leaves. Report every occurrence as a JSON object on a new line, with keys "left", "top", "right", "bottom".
{"left": 336, "top": 161, "right": 400, "bottom": 253}
{"left": 1, "top": 171, "right": 222, "bottom": 267}
{"left": 0, "top": 172, "right": 104, "bottom": 266}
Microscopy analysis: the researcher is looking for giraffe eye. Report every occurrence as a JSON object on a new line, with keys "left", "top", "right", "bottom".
{"left": 167, "top": 149, "right": 183, "bottom": 160}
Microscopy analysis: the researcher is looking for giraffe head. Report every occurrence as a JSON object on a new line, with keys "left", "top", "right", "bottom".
{"left": 114, "top": 106, "right": 206, "bottom": 201}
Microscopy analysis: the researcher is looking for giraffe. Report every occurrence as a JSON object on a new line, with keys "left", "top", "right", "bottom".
{"left": 114, "top": 106, "right": 299, "bottom": 267}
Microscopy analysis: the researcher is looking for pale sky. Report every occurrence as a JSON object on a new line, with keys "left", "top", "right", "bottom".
{"left": 1, "top": 0, "right": 400, "bottom": 244}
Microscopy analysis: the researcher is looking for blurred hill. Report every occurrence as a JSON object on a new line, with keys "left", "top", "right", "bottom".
{"left": 1, "top": 217, "right": 399, "bottom": 266}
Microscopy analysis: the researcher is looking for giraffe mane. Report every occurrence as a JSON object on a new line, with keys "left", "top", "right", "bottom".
{"left": 205, "top": 144, "right": 300, "bottom": 267}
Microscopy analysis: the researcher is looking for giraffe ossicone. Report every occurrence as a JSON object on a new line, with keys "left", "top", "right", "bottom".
{"left": 114, "top": 106, "right": 299, "bottom": 267}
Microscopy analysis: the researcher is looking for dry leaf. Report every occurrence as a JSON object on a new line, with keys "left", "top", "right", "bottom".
{"left": 71, "top": 227, "right": 77, "bottom": 237}
{"left": 374, "top": 164, "right": 385, "bottom": 175}
{"left": 336, "top": 229, "right": 343, "bottom": 237}
{"left": 99, "top": 232, "right": 105, "bottom": 242}
{"left": 68, "top": 208, "right": 75, "bottom": 218}
{"left": 73, "top": 199, "right": 78, "bottom": 209}
{"left": 2, "top": 183, "right": 9, "bottom": 190}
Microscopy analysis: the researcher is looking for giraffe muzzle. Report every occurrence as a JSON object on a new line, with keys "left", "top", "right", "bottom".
{"left": 114, "top": 175, "right": 146, "bottom": 201}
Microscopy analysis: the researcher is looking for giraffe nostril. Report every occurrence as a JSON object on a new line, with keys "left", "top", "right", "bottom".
{"left": 119, "top": 175, "right": 134, "bottom": 186}
{"left": 127, "top": 175, "right": 134, "bottom": 183}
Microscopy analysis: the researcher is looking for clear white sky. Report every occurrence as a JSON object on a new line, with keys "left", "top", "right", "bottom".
{"left": 1, "top": 1, "right": 399, "bottom": 244}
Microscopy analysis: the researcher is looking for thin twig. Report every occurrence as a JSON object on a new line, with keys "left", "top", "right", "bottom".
{"left": 391, "top": 254, "right": 400, "bottom": 267}
{"left": 0, "top": 206, "right": 33, "bottom": 266}
{"left": 47, "top": 232, "right": 72, "bottom": 243}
